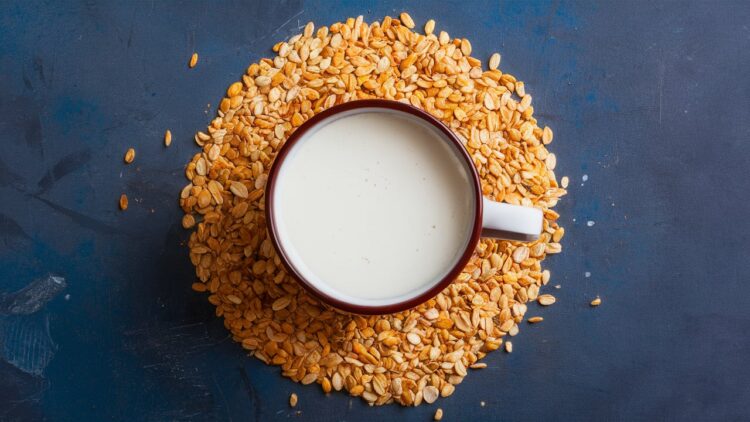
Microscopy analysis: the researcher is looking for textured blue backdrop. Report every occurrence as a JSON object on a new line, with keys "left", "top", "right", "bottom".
{"left": 1, "top": 0, "right": 749, "bottom": 420}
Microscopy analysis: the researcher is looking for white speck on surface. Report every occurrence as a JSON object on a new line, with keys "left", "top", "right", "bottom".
{"left": 64, "top": 294, "right": 70, "bottom": 300}
{"left": 585, "top": 272, "right": 591, "bottom": 278}
{"left": 611, "top": 202, "right": 615, "bottom": 207}
{"left": 587, "top": 220, "right": 595, "bottom": 227}
{"left": 480, "top": 401, "right": 486, "bottom": 407}
{"left": 582, "top": 174, "right": 589, "bottom": 182}
{"left": 555, "top": 284, "right": 561, "bottom": 289}
{"left": 573, "top": 218, "right": 577, "bottom": 222}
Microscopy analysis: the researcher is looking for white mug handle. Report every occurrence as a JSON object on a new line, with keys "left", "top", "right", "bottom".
{"left": 481, "top": 197, "right": 543, "bottom": 242}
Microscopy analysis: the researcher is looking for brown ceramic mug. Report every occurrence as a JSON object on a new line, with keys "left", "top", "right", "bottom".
{"left": 266, "top": 100, "right": 542, "bottom": 314}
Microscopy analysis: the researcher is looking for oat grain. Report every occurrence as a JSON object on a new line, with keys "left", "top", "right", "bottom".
{"left": 489, "top": 53, "right": 501, "bottom": 70}
{"left": 424, "top": 19, "right": 435, "bottom": 35}
{"left": 180, "top": 15, "right": 566, "bottom": 407}
{"left": 400, "top": 12, "right": 415, "bottom": 28}
{"left": 124, "top": 148, "right": 135, "bottom": 164}
{"left": 538, "top": 295, "right": 556, "bottom": 306}
{"left": 528, "top": 316, "right": 543, "bottom": 323}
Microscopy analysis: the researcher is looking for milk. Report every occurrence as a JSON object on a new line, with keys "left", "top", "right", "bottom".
{"left": 275, "top": 110, "right": 475, "bottom": 305}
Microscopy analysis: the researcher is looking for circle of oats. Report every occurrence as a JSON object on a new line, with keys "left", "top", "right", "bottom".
{"left": 180, "top": 15, "right": 566, "bottom": 406}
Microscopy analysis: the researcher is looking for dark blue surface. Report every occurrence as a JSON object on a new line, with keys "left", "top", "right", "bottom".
{"left": 1, "top": 0, "right": 749, "bottom": 420}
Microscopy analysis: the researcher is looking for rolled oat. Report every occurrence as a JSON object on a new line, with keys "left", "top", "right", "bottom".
{"left": 180, "top": 15, "right": 566, "bottom": 406}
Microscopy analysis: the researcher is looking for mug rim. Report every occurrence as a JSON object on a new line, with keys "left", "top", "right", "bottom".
{"left": 265, "top": 99, "right": 483, "bottom": 315}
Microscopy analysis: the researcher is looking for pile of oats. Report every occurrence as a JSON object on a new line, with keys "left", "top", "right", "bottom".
{"left": 180, "top": 14, "right": 566, "bottom": 406}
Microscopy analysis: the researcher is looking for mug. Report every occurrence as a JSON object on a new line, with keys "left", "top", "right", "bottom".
{"left": 265, "top": 100, "right": 542, "bottom": 314}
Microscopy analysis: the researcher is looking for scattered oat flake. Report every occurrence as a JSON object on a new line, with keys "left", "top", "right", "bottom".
{"left": 528, "top": 316, "right": 543, "bottom": 323}
{"left": 460, "top": 38, "right": 472, "bottom": 55}
{"left": 164, "top": 130, "right": 172, "bottom": 147}
{"left": 504, "top": 341, "right": 513, "bottom": 353}
{"left": 590, "top": 297, "right": 602, "bottom": 307}
{"left": 542, "top": 126, "right": 553, "bottom": 144}
{"left": 289, "top": 393, "right": 298, "bottom": 407}
{"left": 434, "top": 408, "right": 444, "bottom": 421}
{"left": 124, "top": 148, "right": 135, "bottom": 164}
{"left": 438, "top": 30, "right": 449, "bottom": 45}
{"left": 538, "top": 295, "right": 556, "bottom": 306}
{"left": 587, "top": 220, "right": 595, "bottom": 227}
{"left": 424, "top": 19, "right": 435, "bottom": 35}
{"left": 189, "top": 52, "right": 198, "bottom": 68}
{"left": 303, "top": 22, "right": 314, "bottom": 38}
{"left": 119, "top": 194, "right": 128, "bottom": 210}
{"left": 489, "top": 53, "right": 501, "bottom": 70}
{"left": 182, "top": 214, "right": 196, "bottom": 229}
{"left": 561, "top": 176, "right": 569, "bottom": 188}
{"left": 400, "top": 12, "right": 415, "bottom": 28}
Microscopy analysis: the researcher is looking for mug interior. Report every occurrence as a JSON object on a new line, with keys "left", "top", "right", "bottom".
{"left": 266, "top": 101, "right": 483, "bottom": 314}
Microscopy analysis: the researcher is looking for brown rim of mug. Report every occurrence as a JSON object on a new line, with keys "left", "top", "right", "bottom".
{"left": 265, "top": 99, "right": 484, "bottom": 315}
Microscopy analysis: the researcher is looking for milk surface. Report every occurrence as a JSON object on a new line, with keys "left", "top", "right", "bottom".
{"left": 275, "top": 110, "right": 474, "bottom": 304}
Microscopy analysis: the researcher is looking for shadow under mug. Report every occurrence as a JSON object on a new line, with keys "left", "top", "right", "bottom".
{"left": 265, "top": 100, "right": 543, "bottom": 315}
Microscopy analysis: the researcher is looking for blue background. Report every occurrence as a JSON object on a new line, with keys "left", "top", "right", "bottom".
{"left": 1, "top": 0, "right": 749, "bottom": 420}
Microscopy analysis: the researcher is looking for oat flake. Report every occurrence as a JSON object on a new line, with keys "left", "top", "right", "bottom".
{"left": 180, "top": 15, "right": 567, "bottom": 406}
